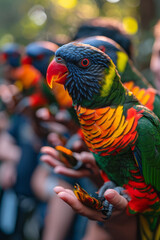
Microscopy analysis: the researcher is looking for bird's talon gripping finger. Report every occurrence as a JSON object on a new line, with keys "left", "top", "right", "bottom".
{"left": 114, "top": 186, "right": 131, "bottom": 201}
{"left": 98, "top": 181, "right": 116, "bottom": 200}
{"left": 98, "top": 183, "right": 130, "bottom": 219}
{"left": 101, "top": 199, "right": 113, "bottom": 219}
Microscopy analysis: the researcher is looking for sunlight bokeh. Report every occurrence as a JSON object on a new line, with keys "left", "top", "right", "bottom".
{"left": 123, "top": 16, "right": 138, "bottom": 35}
{"left": 57, "top": 0, "right": 77, "bottom": 9}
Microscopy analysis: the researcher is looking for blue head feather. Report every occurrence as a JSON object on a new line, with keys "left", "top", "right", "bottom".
{"left": 80, "top": 36, "right": 120, "bottom": 67}
{"left": 26, "top": 42, "right": 57, "bottom": 77}
{"left": 55, "top": 42, "right": 111, "bottom": 105}
{"left": 1, "top": 43, "right": 22, "bottom": 67}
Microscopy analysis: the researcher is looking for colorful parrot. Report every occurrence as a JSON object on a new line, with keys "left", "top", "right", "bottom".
{"left": 22, "top": 41, "right": 58, "bottom": 77}
{"left": 22, "top": 41, "right": 72, "bottom": 109}
{"left": 22, "top": 41, "right": 80, "bottom": 138}
{"left": 46, "top": 42, "right": 160, "bottom": 240}
{"left": 12, "top": 64, "right": 51, "bottom": 109}
{"left": 0, "top": 43, "right": 23, "bottom": 68}
{"left": 0, "top": 43, "right": 25, "bottom": 86}
{"left": 79, "top": 36, "right": 160, "bottom": 119}
{"left": 73, "top": 17, "right": 133, "bottom": 59}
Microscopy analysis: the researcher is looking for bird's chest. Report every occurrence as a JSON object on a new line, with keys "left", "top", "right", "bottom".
{"left": 76, "top": 105, "right": 140, "bottom": 156}
{"left": 94, "top": 150, "right": 137, "bottom": 186}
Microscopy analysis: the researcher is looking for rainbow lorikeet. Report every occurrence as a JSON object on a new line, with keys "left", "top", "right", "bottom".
{"left": 73, "top": 17, "right": 133, "bottom": 59}
{"left": 23, "top": 41, "right": 72, "bottom": 109}
{"left": 79, "top": 36, "right": 160, "bottom": 119}
{"left": 46, "top": 42, "right": 160, "bottom": 240}
{"left": 0, "top": 43, "right": 22, "bottom": 68}
{"left": 22, "top": 41, "right": 59, "bottom": 107}
{"left": 23, "top": 41, "right": 58, "bottom": 77}
{"left": 23, "top": 41, "right": 79, "bottom": 130}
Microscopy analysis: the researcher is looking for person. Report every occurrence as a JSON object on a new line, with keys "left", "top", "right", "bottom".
{"left": 150, "top": 20, "right": 160, "bottom": 90}
{"left": 40, "top": 147, "right": 139, "bottom": 240}
{"left": 31, "top": 161, "right": 76, "bottom": 240}
{"left": 0, "top": 110, "right": 21, "bottom": 190}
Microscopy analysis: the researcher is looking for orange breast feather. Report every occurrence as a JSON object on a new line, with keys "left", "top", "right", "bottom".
{"left": 76, "top": 105, "right": 143, "bottom": 156}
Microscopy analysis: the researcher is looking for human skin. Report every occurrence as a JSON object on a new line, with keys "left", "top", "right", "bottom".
{"left": 54, "top": 186, "right": 138, "bottom": 240}
{"left": 40, "top": 146, "right": 138, "bottom": 239}
{"left": 150, "top": 38, "right": 160, "bottom": 90}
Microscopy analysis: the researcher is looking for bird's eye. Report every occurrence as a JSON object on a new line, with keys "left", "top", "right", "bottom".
{"left": 81, "top": 58, "right": 90, "bottom": 67}
{"left": 56, "top": 57, "right": 63, "bottom": 62}
{"left": 36, "top": 54, "right": 44, "bottom": 60}
{"left": 99, "top": 45, "right": 106, "bottom": 53}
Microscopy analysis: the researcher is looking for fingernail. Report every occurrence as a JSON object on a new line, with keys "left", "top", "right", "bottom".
{"left": 104, "top": 189, "right": 115, "bottom": 200}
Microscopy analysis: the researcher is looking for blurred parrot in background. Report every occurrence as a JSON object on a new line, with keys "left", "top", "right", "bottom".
{"left": 23, "top": 41, "right": 80, "bottom": 137}
{"left": 23, "top": 41, "right": 72, "bottom": 109}
{"left": 11, "top": 64, "right": 50, "bottom": 109}
{"left": 22, "top": 41, "right": 58, "bottom": 77}
{"left": 0, "top": 43, "right": 22, "bottom": 69}
{"left": 46, "top": 42, "right": 160, "bottom": 240}
{"left": 73, "top": 17, "right": 133, "bottom": 59}
{"left": 79, "top": 36, "right": 160, "bottom": 119}
{"left": 20, "top": 41, "right": 59, "bottom": 110}
{"left": 0, "top": 43, "right": 25, "bottom": 112}
{"left": 0, "top": 42, "right": 54, "bottom": 113}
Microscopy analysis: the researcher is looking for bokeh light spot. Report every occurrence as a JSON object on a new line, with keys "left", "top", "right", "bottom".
{"left": 0, "top": 34, "right": 14, "bottom": 47}
{"left": 123, "top": 17, "right": 138, "bottom": 35}
{"left": 28, "top": 5, "right": 47, "bottom": 26}
{"left": 106, "top": 0, "right": 120, "bottom": 3}
{"left": 57, "top": 0, "right": 77, "bottom": 9}
{"left": 77, "top": 3, "right": 99, "bottom": 19}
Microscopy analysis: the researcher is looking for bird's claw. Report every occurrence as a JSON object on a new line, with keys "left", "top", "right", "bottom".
{"left": 101, "top": 199, "right": 113, "bottom": 219}
{"left": 98, "top": 181, "right": 130, "bottom": 219}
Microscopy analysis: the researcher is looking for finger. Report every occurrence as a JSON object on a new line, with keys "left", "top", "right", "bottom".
{"left": 55, "top": 189, "right": 105, "bottom": 221}
{"left": 54, "top": 186, "right": 75, "bottom": 197}
{"left": 40, "top": 146, "right": 59, "bottom": 159}
{"left": 54, "top": 166, "right": 91, "bottom": 178}
{"left": 54, "top": 186, "right": 65, "bottom": 193}
{"left": 47, "top": 133, "right": 64, "bottom": 146}
{"left": 79, "top": 152, "right": 95, "bottom": 163}
{"left": 104, "top": 189, "right": 128, "bottom": 210}
{"left": 74, "top": 152, "right": 99, "bottom": 175}
{"left": 40, "top": 154, "right": 64, "bottom": 167}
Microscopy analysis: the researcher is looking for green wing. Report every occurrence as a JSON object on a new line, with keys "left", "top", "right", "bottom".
{"left": 135, "top": 113, "right": 160, "bottom": 192}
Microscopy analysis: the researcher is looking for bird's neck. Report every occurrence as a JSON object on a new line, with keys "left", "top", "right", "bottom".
{"left": 81, "top": 74, "right": 138, "bottom": 109}
{"left": 121, "top": 62, "right": 149, "bottom": 89}
{"left": 72, "top": 61, "right": 140, "bottom": 110}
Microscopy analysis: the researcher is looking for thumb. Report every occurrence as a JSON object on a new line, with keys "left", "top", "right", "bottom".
{"left": 104, "top": 189, "right": 128, "bottom": 210}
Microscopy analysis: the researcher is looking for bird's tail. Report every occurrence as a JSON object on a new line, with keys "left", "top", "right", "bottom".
{"left": 139, "top": 214, "right": 160, "bottom": 240}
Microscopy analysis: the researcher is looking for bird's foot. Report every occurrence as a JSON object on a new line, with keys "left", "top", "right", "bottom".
{"left": 98, "top": 181, "right": 130, "bottom": 219}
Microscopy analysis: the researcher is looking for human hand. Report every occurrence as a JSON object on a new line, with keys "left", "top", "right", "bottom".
{"left": 40, "top": 147, "right": 99, "bottom": 178}
{"left": 54, "top": 186, "right": 128, "bottom": 221}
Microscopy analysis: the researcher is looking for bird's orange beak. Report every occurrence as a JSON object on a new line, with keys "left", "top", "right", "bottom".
{"left": 46, "top": 58, "right": 68, "bottom": 89}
